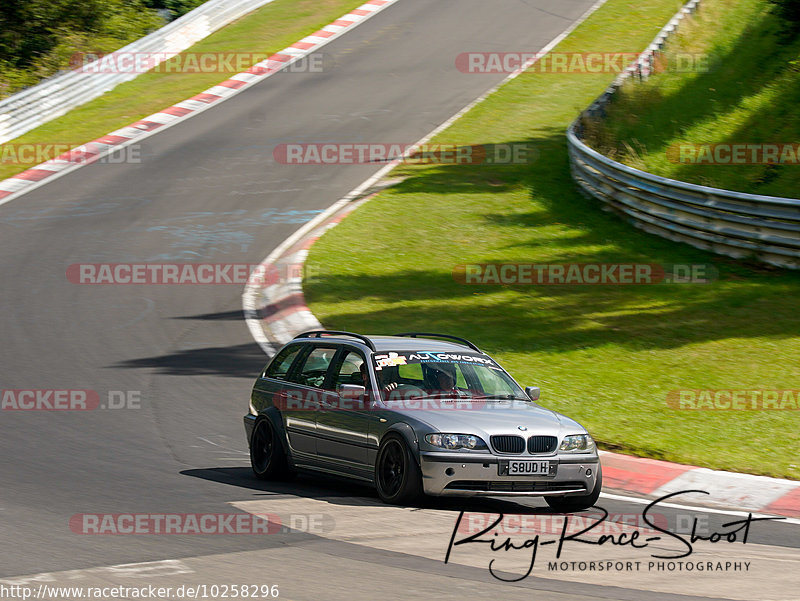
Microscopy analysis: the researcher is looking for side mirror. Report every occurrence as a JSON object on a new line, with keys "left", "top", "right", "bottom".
{"left": 338, "top": 384, "right": 366, "bottom": 400}
{"left": 525, "top": 386, "right": 540, "bottom": 402}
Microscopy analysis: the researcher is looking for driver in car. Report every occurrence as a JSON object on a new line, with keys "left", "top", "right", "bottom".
{"left": 424, "top": 363, "right": 459, "bottom": 396}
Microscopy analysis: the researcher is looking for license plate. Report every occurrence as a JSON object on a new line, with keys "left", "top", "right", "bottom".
{"left": 503, "top": 460, "right": 554, "bottom": 476}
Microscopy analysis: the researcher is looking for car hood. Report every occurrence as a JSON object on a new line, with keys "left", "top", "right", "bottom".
{"left": 388, "top": 399, "right": 586, "bottom": 439}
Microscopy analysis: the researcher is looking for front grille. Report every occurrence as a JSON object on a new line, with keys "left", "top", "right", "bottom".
{"left": 490, "top": 435, "right": 525, "bottom": 454}
{"left": 528, "top": 435, "right": 558, "bottom": 454}
{"left": 445, "top": 480, "right": 587, "bottom": 493}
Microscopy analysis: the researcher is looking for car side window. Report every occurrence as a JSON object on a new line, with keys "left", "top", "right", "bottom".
{"left": 334, "top": 351, "right": 366, "bottom": 389}
{"left": 292, "top": 347, "right": 338, "bottom": 389}
{"left": 264, "top": 345, "right": 303, "bottom": 380}
{"left": 469, "top": 364, "right": 515, "bottom": 396}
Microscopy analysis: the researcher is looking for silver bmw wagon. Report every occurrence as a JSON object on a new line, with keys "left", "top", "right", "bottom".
{"left": 244, "top": 331, "right": 601, "bottom": 510}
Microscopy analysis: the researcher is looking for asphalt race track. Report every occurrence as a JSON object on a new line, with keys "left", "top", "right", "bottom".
{"left": 1, "top": 1, "right": 798, "bottom": 599}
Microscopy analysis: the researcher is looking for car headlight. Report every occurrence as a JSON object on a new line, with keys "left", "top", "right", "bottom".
{"left": 559, "top": 434, "right": 595, "bottom": 452}
{"left": 249, "top": 399, "right": 258, "bottom": 416}
{"left": 425, "top": 433, "right": 487, "bottom": 450}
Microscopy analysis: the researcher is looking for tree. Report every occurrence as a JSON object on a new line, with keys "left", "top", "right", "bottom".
{"left": 0, "top": 0, "right": 162, "bottom": 96}
{"left": 769, "top": 0, "right": 800, "bottom": 33}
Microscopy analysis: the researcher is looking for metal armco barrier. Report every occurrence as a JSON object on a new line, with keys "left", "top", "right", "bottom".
{"left": 0, "top": 0, "right": 275, "bottom": 144}
{"left": 567, "top": 0, "right": 800, "bottom": 268}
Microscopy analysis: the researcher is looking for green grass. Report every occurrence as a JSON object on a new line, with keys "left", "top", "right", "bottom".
{"left": 0, "top": 0, "right": 364, "bottom": 181}
{"left": 583, "top": 0, "right": 800, "bottom": 198}
{"left": 305, "top": 0, "right": 800, "bottom": 479}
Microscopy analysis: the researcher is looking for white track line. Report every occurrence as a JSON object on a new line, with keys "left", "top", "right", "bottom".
{"left": 600, "top": 492, "right": 800, "bottom": 524}
{"left": 242, "top": 0, "right": 611, "bottom": 355}
{"left": 0, "top": 0, "right": 402, "bottom": 210}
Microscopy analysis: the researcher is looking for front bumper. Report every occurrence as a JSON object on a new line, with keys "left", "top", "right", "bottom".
{"left": 419, "top": 451, "right": 600, "bottom": 497}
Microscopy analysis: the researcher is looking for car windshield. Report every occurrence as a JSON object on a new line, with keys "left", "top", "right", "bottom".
{"left": 372, "top": 350, "right": 528, "bottom": 402}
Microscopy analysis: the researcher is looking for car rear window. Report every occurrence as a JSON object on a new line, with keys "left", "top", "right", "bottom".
{"left": 264, "top": 344, "right": 303, "bottom": 380}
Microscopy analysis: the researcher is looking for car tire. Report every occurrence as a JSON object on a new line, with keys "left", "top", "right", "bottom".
{"left": 545, "top": 465, "right": 602, "bottom": 512}
{"left": 250, "top": 418, "right": 292, "bottom": 480}
{"left": 375, "top": 433, "right": 423, "bottom": 505}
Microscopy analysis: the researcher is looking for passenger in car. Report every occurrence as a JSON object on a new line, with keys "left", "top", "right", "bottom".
{"left": 377, "top": 365, "right": 400, "bottom": 397}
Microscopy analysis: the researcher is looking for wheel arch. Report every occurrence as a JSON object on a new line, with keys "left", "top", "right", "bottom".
{"left": 253, "top": 407, "right": 293, "bottom": 463}
{"left": 382, "top": 422, "right": 420, "bottom": 467}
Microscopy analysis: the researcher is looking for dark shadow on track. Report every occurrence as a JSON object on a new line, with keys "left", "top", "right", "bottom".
{"left": 112, "top": 342, "right": 266, "bottom": 377}
{"left": 181, "top": 467, "right": 560, "bottom": 514}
